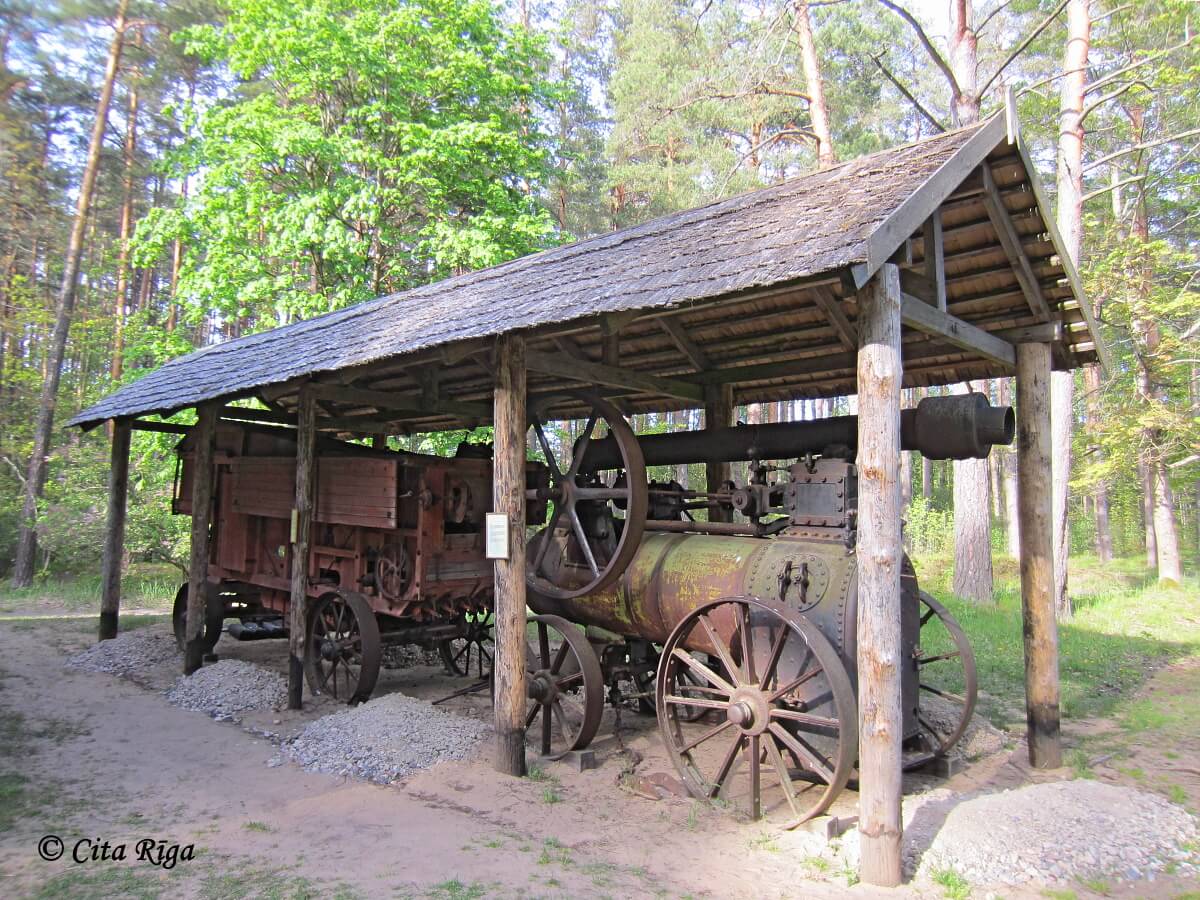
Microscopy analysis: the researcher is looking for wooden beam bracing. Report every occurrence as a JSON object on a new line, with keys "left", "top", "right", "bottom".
{"left": 658, "top": 316, "right": 711, "bottom": 370}
{"left": 808, "top": 286, "right": 858, "bottom": 352}
{"left": 921, "top": 210, "right": 947, "bottom": 311}
{"left": 900, "top": 293, "right": 1016, "bottom": 368}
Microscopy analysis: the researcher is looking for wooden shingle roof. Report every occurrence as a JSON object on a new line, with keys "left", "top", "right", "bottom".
{"left": 72, "top": 114, "right": 1103, "bottom": 433}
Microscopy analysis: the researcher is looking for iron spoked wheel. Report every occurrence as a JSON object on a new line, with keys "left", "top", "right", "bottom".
{"left": 439, "top": 611, "right": 494, "bottom": 679}
{"left": 304, "top": 590, "right": 382, "bottom": 703}
{"left": 657, "top": 596, "right": 857, "bottom": 826}
{"left": 524, "top": 614, "right": 604, "bottom": 757}
{"left": 171, "top": 582, "right": 224, "bottom": 653}
{"left": 526, "top": 393, "right": 647, "bottom": 600}
{"left": 904, "top": 591, "right": 978, "bottom": 769}
{"left": 634, "top": 659, "right": 709, "bottom": 722}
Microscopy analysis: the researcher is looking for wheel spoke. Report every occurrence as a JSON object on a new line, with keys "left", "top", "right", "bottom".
{"left": 670, "top": 648, "right": 736, "bottom": 695}
{"left": 916, "top": 711, "right": 946, "bottom": 741}
{"left": 677, "top": 718, "right": 735, "bottom": 754}
{"left": 531, "top": 503, "right": 565, "bottom": 572}
{"left": 568, "top": 507, "right": 601, "bottom": 577}
{"left": 554, "top": 671, "right": 584, "bottom": 690}
{"left": 663, "top": 694, "right": 729, "bottom": 711}
{"left": 566, "top": 414, "right": 599, "bottom": 478}
{"left": 525, "top": 701, "right": 542, "bottom": 729}
{"left": 549, "top": 640, "right": 570, "bottom": 675}
{"left": 541, "top": 699, "right": 552, "bottom": 755}
{"left": 918, "top": 650, "right": 962, "bottom": 665}
{"left": 920, "top": 606, "right": 937, "bottom": 627}
{"left": 712, "top": 734, "right": 745, "bottom": 791}
{"left": 698, "top": 613, "right": 743, "bottom": 686}
{"left": 759, "top": 626, "right": 789, "bottom": 691}
{"left": 768, "top": 708, "right": 840, "bottom": 731}
{"left": 764, "top": 732, "right": 803, "bottom": 820}
{"left": 573, "top": 486, "right": 629, "bottom": 500}
{"left": 532, "top": 419, "right": 563, "bottom": 478}
{"left": 738, "top": 603, "right": 756, "bottom": 685}
{"left": 551, "top": 699, "right": 576, "bottom": 747}
{"left": 767, "top": 665, "right": 823, "bottom": 703}
{"left": 749, "top": 735, "right": 761, "bottom": 819}
{"left": 538, "top": 622, "right": 551, "bottom": 670}
{"left": 768, "top": 723, "right": 834, "bottom": 784}
{"left": 920, "top": 683, "right": 967, "bottom": 704}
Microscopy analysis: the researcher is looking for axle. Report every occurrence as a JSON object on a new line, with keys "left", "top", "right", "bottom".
{"left": 580, "top": 392, "right": 1013, "bottom": 471}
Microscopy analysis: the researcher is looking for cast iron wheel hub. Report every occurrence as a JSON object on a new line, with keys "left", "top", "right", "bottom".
{"left": 727, "top": 688, "right": 770, "bottom": 735}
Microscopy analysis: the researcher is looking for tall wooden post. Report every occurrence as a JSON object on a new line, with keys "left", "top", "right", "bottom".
{"left": 1016, "top": 343, "right": 1062, "bottom": 767}
{"left": 493, "top": 334, "right": 528, "bottom": 776}
{"left": 288, "top": 386, "right": 316, "bottom": 710}
{"left": 98, "top": 419, "right": 131, "bottom": 641}
{"left": 184, "top": 402, "right": 219, "bottom": 675}
{"left": 855, "top": 263, "right": 904, "bottom": 887}
{"left": 704, "top": 384, "right": 734, "bottom": 522}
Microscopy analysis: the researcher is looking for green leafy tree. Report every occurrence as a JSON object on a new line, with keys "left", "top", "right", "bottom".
{"left": 136, "top": 0, "right": 561, "bottom": 329}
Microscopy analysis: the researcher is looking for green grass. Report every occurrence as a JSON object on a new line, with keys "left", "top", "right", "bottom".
{"left": 537, "top": 837, "right": 572, "bottom": 867}
{"left": 31, "top": 866, "right": 165, "bottom": 900}
{"left": 426, "top": 880, "right": 488, "bottom": 900}
{"left": 0, "top": 563, "right": 180, "bottom": 614}
{"left": 931, "top": 867, "right": 971, "bottom": 899}
{"left": 913, "top": 554, "right": 1200, "bottom": 727}
{"left": 242, "top": 820, "right": 273, "bottom": 832}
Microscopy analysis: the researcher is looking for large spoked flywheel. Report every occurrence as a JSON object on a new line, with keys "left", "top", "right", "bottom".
{"left": 526, "top": 393, "right": 646, "bottom": 600}
{"left": 657, "top": 596, "right": 858, "bottom": 826}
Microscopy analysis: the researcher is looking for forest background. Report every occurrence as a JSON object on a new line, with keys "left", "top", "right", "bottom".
{"left": 0, "top": 0, "right": 1196, "bottom": 609}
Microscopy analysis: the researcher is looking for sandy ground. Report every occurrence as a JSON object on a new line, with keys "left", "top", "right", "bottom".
{"left": 0, "top": 614, "right": 1195, "bottom": 900}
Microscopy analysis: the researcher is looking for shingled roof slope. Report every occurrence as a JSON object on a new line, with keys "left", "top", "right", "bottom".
{"left": 72, "top": 123, "right": 992, "bottom": 428}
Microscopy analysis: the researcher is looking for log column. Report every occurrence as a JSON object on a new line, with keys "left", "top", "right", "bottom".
{"left": 704, "top": 384, "right": 734, "bottom": 522}
{"left": 493, "top": 334, "right": 528, "bottom": 776}
{"left": 855, "top": 263, "right": 904, "bottom": 887}
{"left": 288, "top": 386, "right": 316, "bottom": 710}
{"left": 184, "top": 402, "right": 219, "bottom": 675}
{"left": 98, "top": 419, "right": 131, "bottom": 641}
{"left": 1016, "top": 342, "right": 1062, "bottom": 767}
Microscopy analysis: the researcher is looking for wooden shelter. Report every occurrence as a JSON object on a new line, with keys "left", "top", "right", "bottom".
{"left": 72, "top": 112, "right": 1103, "bottom": 886}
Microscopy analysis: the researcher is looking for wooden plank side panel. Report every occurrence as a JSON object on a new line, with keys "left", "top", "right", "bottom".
{"left": 230, "top": 455, "right": 400, "bottom": 529}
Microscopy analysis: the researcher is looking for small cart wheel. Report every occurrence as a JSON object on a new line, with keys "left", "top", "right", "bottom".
{"left": 525, "top": 614, "right": 604, "bottom": 756}
{"left": 439, "top": 611, "right": 494, "bottom": 679}
{"left": 304, "top": 590, "right": 382, "bottom": 703}
{"left": 904, "top": 591, "right": 978, "bottom": 769}
{"left": 171, "top": 582, "right": 223, "bottom": 653}
{"left": 657, "top": 596, "right": 857, "bottom": 826}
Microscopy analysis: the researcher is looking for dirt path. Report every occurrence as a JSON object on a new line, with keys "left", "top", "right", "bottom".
{"left": 0, "top": 617, "right": 1195, "bottom": 899}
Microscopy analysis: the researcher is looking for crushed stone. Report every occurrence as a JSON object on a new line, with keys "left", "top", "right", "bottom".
{"left": 921, "top": 697, "right": 1007, "bottom": 760}
{"left": 166, "top": 659, "right": 287, "bottom": 721}
{"left": 278, "top": 691, "right": 490, "bottom": 783}
{"left": 878, "top": 780, "right": 1199, "bottom": 887}
{"left": 65, "top": 627, "right": 178, "bottom": 675}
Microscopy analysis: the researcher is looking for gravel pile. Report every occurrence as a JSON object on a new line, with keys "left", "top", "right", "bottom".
{"left": 66, "top": 627, "right": 178, "bottom": 675}
{"left": 166, "top": 659, "right": 287, "bottom": 720}
{"left": 381, "top": 644, "right": 443, "bottom": 669}
{"left": 279, "top": 691, "right": 490, "bottom": 783}
{"left": 912, "top": 781, "right": 1198, "bottom": 886}
{"left": 921, "top": 696, "right": 1007, "bottom": 759}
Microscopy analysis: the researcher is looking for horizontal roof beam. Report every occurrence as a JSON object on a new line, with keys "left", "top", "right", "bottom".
{"left": 525, "top": 348, "right": 705, "bottom": 403}
{"left": 901, "top": 292, "right": 1016, "bottom": 368}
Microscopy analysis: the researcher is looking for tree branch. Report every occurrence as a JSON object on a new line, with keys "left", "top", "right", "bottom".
{"left": 1080, "top": 81, "right": 1145, "bottom": 123}
{"left": 977, "top": 0, "right": 1016, "bottom": 36}
{"left": 979, "top": 0, "right": 1070, "bottom": 99}
{"left": 871, "top": 54, "right": 947, "bottom": 133}
{"left": 1083, "top": 127, "right": 1200, "bottom": 173}
{"left": 876, "top": 0, "right": 961, "bottom": 96}
{"left": 1085, "top": 35, "right": 1196, "bottom": 96}
{"left": 1082, "top": 173, "right": 1145, "bottom": 203}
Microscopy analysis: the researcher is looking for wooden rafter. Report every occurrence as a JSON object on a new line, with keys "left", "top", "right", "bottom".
{"left": 808, "top": 286, "right": 858, "bottom": 352}
{"left": 980, "top": 164, "right": 1053, "bottom": 322}
{"left": 657, "top": 316, "right": 711, "bottom": 370}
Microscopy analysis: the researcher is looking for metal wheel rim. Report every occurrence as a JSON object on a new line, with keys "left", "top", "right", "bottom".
{"left": 525, "top": 613, "right": 604, "bottom": 756}
{"left": 656, "top": 596, "right": 857, "bottom": 826}
{"left": 525, "top": 392, "right": 647, "bottom": 600}
{"left": 905, "top": 590, "right": 978, "bottom": 769}
{"left": 304, "top": 591, "right": 382, "bottom": 703}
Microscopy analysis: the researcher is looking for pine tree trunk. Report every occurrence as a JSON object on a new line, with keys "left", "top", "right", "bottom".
{"left": 11, "top": 0, "right": 129, "bottom": 586}
{"left": 952, "top": 382, "right": 993, "bottom": 602}
{"left": 111, "top": 71, "right": 139, "bottom": 382}
{"left": 1050, "top": 0, "right": 1089, "bottom": 618}
{"left": 1141, "top": 459, "right": 1157, "bottom": 567}
{"left": 948, "top": 0, "right": 979, "bottom": 126}
{"left": 793, "top": 2, "right": 836, "bottom": 168}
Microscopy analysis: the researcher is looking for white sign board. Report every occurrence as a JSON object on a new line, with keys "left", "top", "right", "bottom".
{"left": 485, "top": 512, "right": 509, "bottom": 560}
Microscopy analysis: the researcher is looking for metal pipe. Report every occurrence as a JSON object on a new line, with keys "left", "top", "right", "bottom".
{"left": 581, "top": 393, "right": 1013, "bottom": 470}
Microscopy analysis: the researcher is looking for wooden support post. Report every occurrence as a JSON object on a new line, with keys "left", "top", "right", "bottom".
{"left": 288, "top": 386, "right": 316, "bottom": 710}
{"left": 1015, "top": 342, "right": 1062, "bottom": 768}
{"left": 98, "top": 419, "right": 131, "bottom": 641}
{"left": 184, "top": 402, "right": 218, "bottom": 675}
{"left": 493, "top": 334, "right": 528, "bottom": 776}
{"left": 704, "top": 384, "right": 734, "bottom": 523}
{"left": 855, "top": 263, "right": 904, "bottom": 888}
